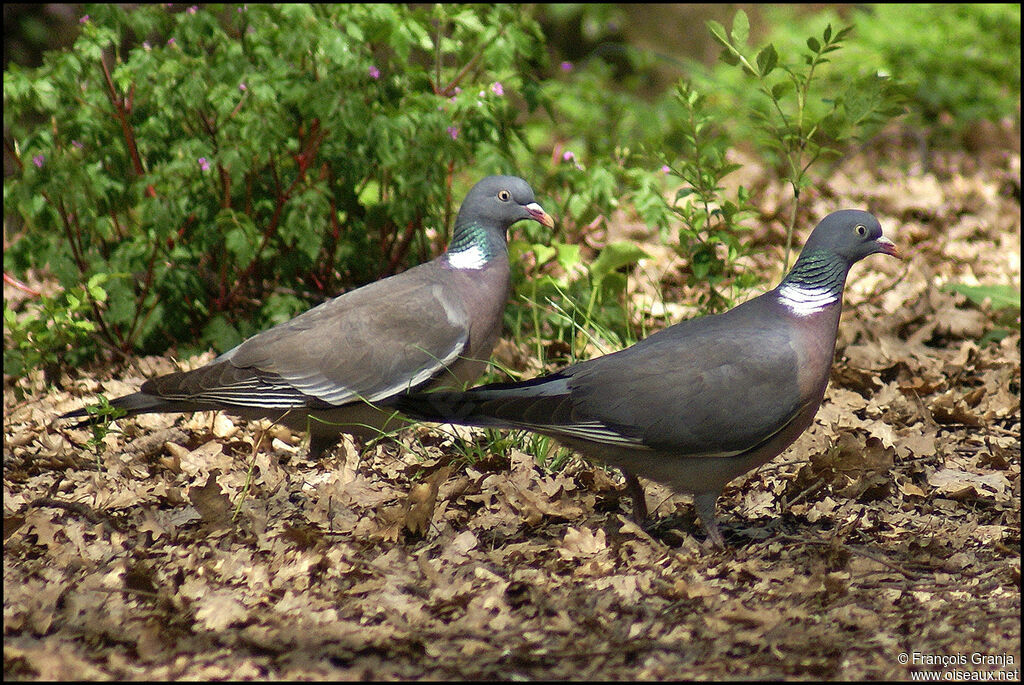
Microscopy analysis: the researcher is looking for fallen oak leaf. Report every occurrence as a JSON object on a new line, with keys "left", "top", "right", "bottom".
{"left": 926, "top": 468, "right": 1012, "bottom": 501}
{"left": 404, "top": 465, "right": 453, "bottom": 537}
{"left": 188, "top": 470, "right": 233, "bottom": 528}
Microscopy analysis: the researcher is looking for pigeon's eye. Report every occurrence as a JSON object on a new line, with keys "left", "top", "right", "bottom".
{"left": 497, "top": 190, "right": 511, "bottom": 202}
{"left": 855, "top": 224, "right": 867, "bottom": 236}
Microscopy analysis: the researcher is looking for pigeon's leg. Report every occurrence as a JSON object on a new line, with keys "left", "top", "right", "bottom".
{"left": 693, "top": 492, "right": 725, "bottom": 549}
{"left": 621, "top": 470, "right": 648, "bottom": 521}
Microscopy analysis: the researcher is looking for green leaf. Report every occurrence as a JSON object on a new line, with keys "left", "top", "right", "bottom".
{"left": 706, "top": 20, "right": 731, "bottom": 49}
{"left": 201, "top": 314, "right": 244, "bottom": 353}
{"left": 554, "top": 242, "right": 582, "bottom": 273}
{"left": 942, "top": 283, "right": 1021, "bottom": 312}
{"left": 771, "top": 81, "right": 794, "bottom": 100}
{"left": 756, "top": 44, "right": 778, "bottom": 76}
{"left": 589, "top": 241, "right": 649, "bottom": 286}
{"left": 730, "top": 10, "right": 750, "bottom": 47}
{"left": 531, "top": 243, "right": 558, "bottom": 267}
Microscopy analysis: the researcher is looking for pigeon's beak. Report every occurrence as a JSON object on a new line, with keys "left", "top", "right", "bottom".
{"left": 525, "top": 202, "right": 555, "bottom": 229}
{"left": 875, "top": 235, "right": 901, "bottom": 259}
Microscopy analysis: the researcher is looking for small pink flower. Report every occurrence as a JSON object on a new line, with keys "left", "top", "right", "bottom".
{"left": 368, "top": 65, "right": 380, "bottom": 80}
{"left": 187, "top": 6, "right": 197, "bottom": 14}
{"left": 447, "top": 126, "right": 459, "bottom": 140}
{"left": 142, "top": 41, "right": 151, "bottom": 50}
{"left": 79, "top": 15, "right": 90, "bottom": 24}
{"left": 238, "top": 82, "right": 247, "bottom": 91}
{"left": 562, "top": 150, "right": 582, "bottom": 170}
{"left": 32, "top": 155, "right": 44, "bottom": 168}
{"left": 198, "top": 157, "right": 210, "bottom": 171}
{"left": 167, "top": 37, "right": 176, "bottom": 46}
{"left": 72, "top": 140, "right": 84, "bottom": 149}
{"left": 661, "top": 165, "right": 671, "bottom": 174}
{"left": 560, "top": 61, "right": 573, "bottom": 72}
{"left": 490, "top": 81, "right": 504, "bottom": 96}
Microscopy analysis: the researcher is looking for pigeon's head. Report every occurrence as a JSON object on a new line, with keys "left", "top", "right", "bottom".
{"left": 801, "top": 209, "right": 901, "bottom": 264}
{"left": 458, "top": 175, "right": 554, "bottom": 233}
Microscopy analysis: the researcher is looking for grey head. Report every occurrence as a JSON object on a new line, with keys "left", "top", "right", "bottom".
{"left": 776, "top": 209, "right": 900, "bottom": 315}
{"left": 445, "top": 176, "right": 553, "bottom": 267}
{"left": 798, "top": 209, "right": 900, "bottom": 265}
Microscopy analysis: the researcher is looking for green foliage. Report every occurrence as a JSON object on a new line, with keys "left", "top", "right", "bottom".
{"left": 505, "top": 7, "right": 909, "bottom": 363}
{"left": 704, "top": 9, "right": 906, "bottom": 268}
{"left": 833, "top": 4, "right": 1019, "bottom": 133}
{"left": 510, "top": 45, "right": 709, "bottom": 357}
{"left": 4, "top": 3, "right": 547, "bottom": 371}
{"left": 658, "top": 80, "right": 759, "bottom": 312}
{"left": 77, "top": 394, "right": 128, "bottom": 461}
{"left": 942, "top": 282, "right": 1021, "bottom": 345}
{"left": 3, "top": 275, "right": 109, "bottom": 385}
{"left": 709, "top": 5, "right": 1019, "bottom": 144}
{"left": 508, "top": 239, "right": 648, "bottom": 368}
{"left": 523, "top": 51, "right": 674, "bottom": 240}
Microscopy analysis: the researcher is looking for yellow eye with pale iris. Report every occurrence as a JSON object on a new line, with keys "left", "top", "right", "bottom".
{"left": 497, "top": 190, "right": 511, "bottom": 201}
{"left": 855, "top": 224, "right": 867, "bottom": 236}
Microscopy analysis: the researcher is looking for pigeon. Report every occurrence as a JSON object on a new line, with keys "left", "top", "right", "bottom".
{"left": 62, "top": 175, "right": 554, "bottom": 458}
{"left": 395, "top": 210, "right": 899, "bottom": 546}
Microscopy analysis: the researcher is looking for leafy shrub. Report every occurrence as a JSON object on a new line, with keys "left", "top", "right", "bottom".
{"left": 4, "top": 275, "right": 109, "bottom": 385}
{"left": 840, "top": 5, "right": 1018, "bottom": 133}
{"left": 657, "top": 80, "right": 759, "bottom": 311}
{"left": 4, "top": 4, "right": 547, "bottom": 368}
{"left": 701, "top": 9, "right": 906, "bottom": 267}
{"left": 707, "top": 5, "right": 1019, "bottom": 145}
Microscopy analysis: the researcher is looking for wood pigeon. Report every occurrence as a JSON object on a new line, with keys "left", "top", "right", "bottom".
{"left": 394, "top": 210, "right": 900, "bottom": 546}
{"left": 62, "top": 176, "right": 554, "bottom": 458}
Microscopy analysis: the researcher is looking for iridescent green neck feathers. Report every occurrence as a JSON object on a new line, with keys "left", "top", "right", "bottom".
{"left": 445, "top": 222, "right": 503, "bottom": 270}
{"left": 776, "top": 249, "right": 849, "bottom": 316}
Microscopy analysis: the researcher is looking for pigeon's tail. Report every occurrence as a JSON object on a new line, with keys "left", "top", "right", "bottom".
{"left": 395, "top": 390, "right": 500, "bottom": 428}
{"left": 60, "top": 392, "right": 188, "bottom": 425}
{"left": 394, "top": 373, "right": 574, "bottom": 430}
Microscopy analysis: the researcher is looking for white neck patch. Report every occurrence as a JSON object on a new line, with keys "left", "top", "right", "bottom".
{"left": 777, "top": 282, "right": 839, "bottom": 316}
{"left": 446, "top": 244, "right": 487, "bottom": 270}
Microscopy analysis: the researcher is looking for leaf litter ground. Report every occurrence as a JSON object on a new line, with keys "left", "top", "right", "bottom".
{"left": 4, "top": 145, "right": 1020, "bottom": 680}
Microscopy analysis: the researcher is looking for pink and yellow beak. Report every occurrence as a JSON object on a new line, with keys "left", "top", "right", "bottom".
{"left": 526, "top": 202, "right": 555, "bottom": 229}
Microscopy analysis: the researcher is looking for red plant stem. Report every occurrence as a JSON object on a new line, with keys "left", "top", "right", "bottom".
{"left": 99, "top": 56, "right": 155, "bottom": 198}
{"left": 387, "top": 217, "right": 420, "bottom": 274}
{"left": 437, "top": 25, "right": 508, "bottom": 96}
{"left": 3, "top": 272, "right": 40, "bottom": 297}
{"left": 218, "top": 122, "right": 326, "bottom": 309}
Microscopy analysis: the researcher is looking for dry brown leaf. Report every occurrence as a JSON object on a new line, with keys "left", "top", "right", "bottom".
{"left": 188, "top": 470, "right": 233, "bottom": 527}
{"left": 404, "top": 465, "right": 453, "bottom": 536}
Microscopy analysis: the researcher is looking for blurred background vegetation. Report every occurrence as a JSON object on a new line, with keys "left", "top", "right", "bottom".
{"left": 4, "top": 4, "right": 1020, "bottom": 384}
